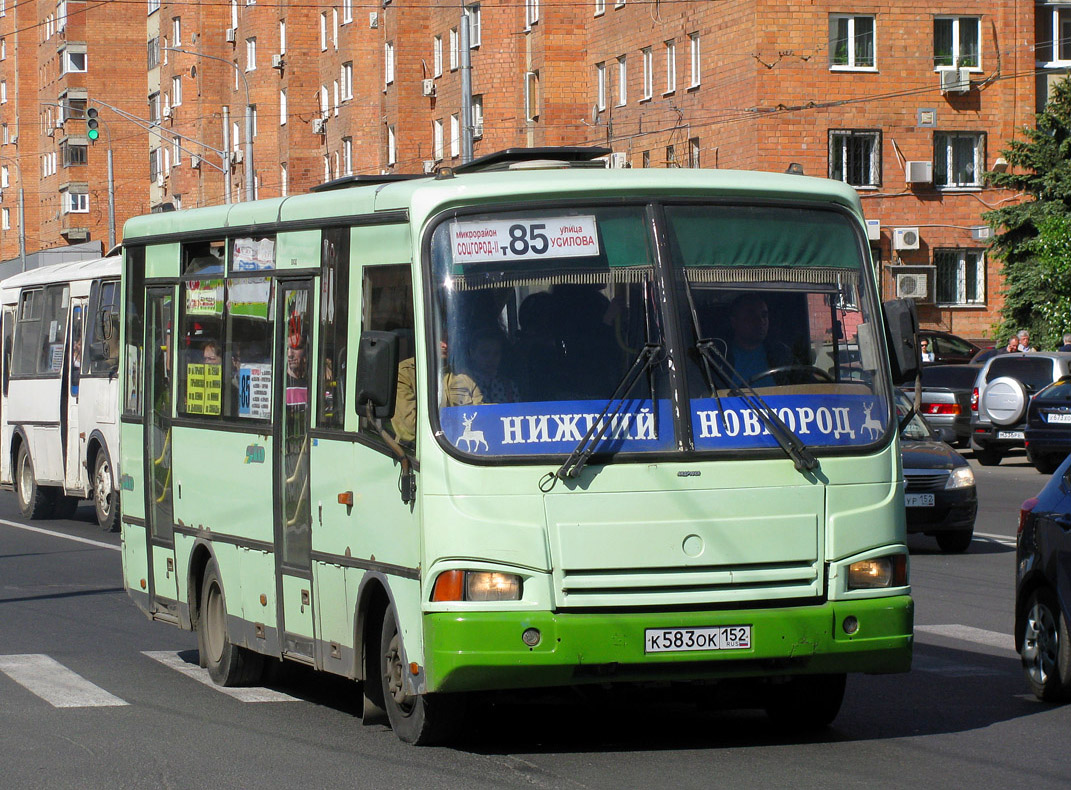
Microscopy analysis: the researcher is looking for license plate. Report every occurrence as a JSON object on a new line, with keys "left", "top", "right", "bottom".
{"left": 997, "top": 430, "right": 1025, "bottom": 440}
{"left": 644, "top": 625, "right": 751, "bottom": 654}
{"left": 1047, "top": 413, "right": 1071, "bottom": 424}
{"left": 906, "top": 493, "right": 935, "bottom": 507}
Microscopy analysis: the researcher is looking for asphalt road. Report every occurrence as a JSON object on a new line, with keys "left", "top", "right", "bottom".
{"left": 1, "top": 450, "right": 1068, "bottom": 789}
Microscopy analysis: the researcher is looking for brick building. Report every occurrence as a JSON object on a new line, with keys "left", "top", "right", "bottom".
{"left": 0, "top": 1, "right": 1064, "bottom": 343}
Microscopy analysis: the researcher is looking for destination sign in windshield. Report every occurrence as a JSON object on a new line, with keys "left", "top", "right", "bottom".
{"left": 450, "top": 216, "right": 600, "bottom": 263}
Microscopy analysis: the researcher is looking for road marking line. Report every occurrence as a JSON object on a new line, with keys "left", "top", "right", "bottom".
{"left": 0, "top": 517, "right": 120, "bottom": 552}
{"left": 974, "top": 531, "right": 1017, "bottom": 546}
{"left": 0, "top": 654, "right": 128, "bottom": 708}
{"left": 143, "top": 651, "right": 300, "bottom": 702}
{"left": 915, "top": 624, "right": 1015, "bottom": 653}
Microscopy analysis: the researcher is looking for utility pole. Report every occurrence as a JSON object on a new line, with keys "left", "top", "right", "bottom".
{"left": 460, "top": 8, "right": 474, "bottom": 163}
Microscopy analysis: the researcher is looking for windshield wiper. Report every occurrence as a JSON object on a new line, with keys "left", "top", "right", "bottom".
{"left": 541, "top": 342, "right": 663, "bottom": 489}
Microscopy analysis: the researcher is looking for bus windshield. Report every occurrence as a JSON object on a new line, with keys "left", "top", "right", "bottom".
{"left": 428, "top": 202, "right": 890, "bottom": 460}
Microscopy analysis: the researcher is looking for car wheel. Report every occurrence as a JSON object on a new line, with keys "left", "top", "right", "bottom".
{"left": 764, "top": 673, "right": 847, "bottom": 730}
{"left": 936, "top": 529, "right": 973, "bottom": 553}
{"left": 1032, "top": 454, "right": 1064, "bottom": 475}
{"left": 1021, "top": 588, "right": 1071, "bottom": 702}
{"left": 975, "top": 446, "right": 1005, "bottom": 466}
{"left": 93, "top": 450, "right": 118, "bottom": 531}
{"left": 15, "top": 444, "right": 57, "bottom": 519}
{"left": 51, "top": 495, "right": 80, "bottom": 520}
{"left": 199, "top": 559, "right": 264, "bottom": 687}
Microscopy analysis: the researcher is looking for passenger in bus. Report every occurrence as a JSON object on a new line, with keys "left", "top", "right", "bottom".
{"left": 391, "top": 328, "right": 482, "bottom": 444}
{"left": 462, "top": 327, "right": 519, "bottom": 403}
{"left": 723, "top": 293, "right": 795, "bottom": 388}
{"left": 202, "top": 341, "right": 222, "bottom": 366}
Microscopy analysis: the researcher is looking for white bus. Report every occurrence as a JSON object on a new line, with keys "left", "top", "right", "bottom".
{"left": 0, "top": 255, "right": 121, "bottom": 528}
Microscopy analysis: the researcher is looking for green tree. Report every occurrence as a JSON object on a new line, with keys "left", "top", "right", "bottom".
{"left": 985, "top": 76, "right": 1071, "bottom": 348}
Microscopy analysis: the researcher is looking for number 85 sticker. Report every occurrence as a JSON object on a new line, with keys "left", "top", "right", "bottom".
{"left": 450, "top": 216, "right": 600, "bottom": 263}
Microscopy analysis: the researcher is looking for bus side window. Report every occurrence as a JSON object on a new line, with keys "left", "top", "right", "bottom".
{"left": 1, "top": 306, "right": 12, "bottom": 396}
{"left": 86, "top": 280, "right": 121, "bottom": 377}
{"left": 317, "top": 228, "right": 349, "bottom": 430}
{"left": 359, "top": 264, "right": 414, "bottom": 445}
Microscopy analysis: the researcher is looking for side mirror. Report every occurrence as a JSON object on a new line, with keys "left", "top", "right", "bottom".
{"left": 883, "top": 298, "right": 920, "bottom": 385}
{"left": 356, "top": 330, "right": 399, "bottom": 419}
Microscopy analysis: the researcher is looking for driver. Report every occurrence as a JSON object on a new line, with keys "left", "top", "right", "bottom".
{"left": 725, "top": 293, "right": 794, "bottom": 388}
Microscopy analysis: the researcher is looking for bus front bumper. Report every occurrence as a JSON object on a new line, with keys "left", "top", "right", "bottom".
{"left": 423, "top": 595, "right": 913, "bottom": 693}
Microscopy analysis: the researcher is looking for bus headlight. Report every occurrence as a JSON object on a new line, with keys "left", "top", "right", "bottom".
{"left": 847, "top": 555, "right": 907, "bottom": 589}
{"left": 432, "top": 570, "right": 523, "bottom": 602}
{"left": 945, "top": 467, "right": 975, "bottom": 489}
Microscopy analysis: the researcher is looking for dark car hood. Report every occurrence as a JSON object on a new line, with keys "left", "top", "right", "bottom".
{"left": 901, "top": 439, "right": 967, "bottom": 470}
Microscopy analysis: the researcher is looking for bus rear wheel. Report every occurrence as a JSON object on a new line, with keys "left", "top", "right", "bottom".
{"left": 764, "top": 673, "right": 846, "bottom": 730}
{"left": 93, "top": 451, "right": 118, "bottom": 531}
{"left": 15, "top": 444, "right": 56, "bottom": 520}
{"left": 379, "top": 608, "right": 465, "bottom": 745}
{"left": 199, "top": 560, "right": 264, "bottom": 686}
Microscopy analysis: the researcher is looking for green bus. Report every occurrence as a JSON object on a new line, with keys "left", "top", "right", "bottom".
{"left": 119, "top": 148, "right": 918, "bottom": 744}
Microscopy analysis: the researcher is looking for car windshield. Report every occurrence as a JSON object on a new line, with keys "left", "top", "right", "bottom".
{"left": 427, "top": 202, "right": 891, "bottom": 460}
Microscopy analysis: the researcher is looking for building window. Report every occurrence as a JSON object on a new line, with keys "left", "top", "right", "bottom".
{"left": 450, "top": 114, "right": 460, "bottom": 157}
{"left": 467, "top": 4, "right": 481, "bottom": 47}
{"left": 666, "top": 144, "right": 676, "bottom": 167}
{"left": 341, "top": 62, "right": 353, "bottom": 100}
{"left": 934, "top": 17, "right": 980, "bottom": 70}
{"left": 387, "top": 125, "right": 396, "bottom": 165}
{"left": 641, "top": 48, "right": 652, "bottom": 101}
{"left": 279, "top": 89, "right": 287, "bottom": 125}
{"left": 385, "top": 42, "right": 395, "bottom": 85}
{"left": 433, "top": 119, "right": 444, "bottom": 160}
{"left": 148, "top": 92, "right": 161, "bottom": 124}
{"left": 172, "top": 16, "right": 181, "bottom": 45}
{"left": 64, "top": 192, "right": 89, "bottom": 213}
{"left": 616, "top": 55, "right": 627, "bottom": 105}
{"left": 343, "top": 137, "right": 352, "bottom": 175}
{"left": 172, "top": 135, "right": 181, "bottom": 166}
{"left": 450, "top": 28, "right": 459, "bottom": 70}
{"left": 0, "top": 81, "right": 5, "bottom": 103}
{"left": 172, "top": 75, "right": 182, "bottom": 106}
{"left": 689, "top": 33, "right": 701, "bottom": 87}
{"left": 1038, "top": 5, "right": 1071, "bottom": 64}
{"left": 280, "top": 20, "right": 286, "bottom": 54}
{"left": 935, "top": 249, "right": 984, "bottom": 306}
{"left": 342, "top": 0, "right": 352, "bottom": 24}
{"left": 281, "top": 162, "right": 288, "bottom": 196}
{"left": 323, "top": 155, "right": 330, "bottom": 182}
{"left": 333, "top": 81, "right": 340, "bottom": 115}
{"left": 63, "top": 48, "right": 88, "bottom": 74}
{"left": 689, "top": 137, "right": 700, "bottom": 168}
{"left": 146, "top": 38, "right": 159, "bottom": 70}
{"left": 1, "top": 37, "right": 6, "bottom": 60}
{"left": 2, "top": 209, "right": 8, "bottom": 231}
{"left": 595, "top": 0, "right": 605, "bottom": 15}
{"left": 57, "top": 1, "right": 67, "bottom": 32}
{"left": 526, "top": 0, "right": 539, "bottom": 28}
{"left": 596, "top": 62, "right": 606, "bottom": 111}
{"left": 472, "top": 94, "right": 483, "bottom": 137}
{"left": 246, "top": 37, "right": 256, "bottom": 71}
{"left": 829, "top": 129, "right": 881, "bottom": 187}
{"left": 829, "top": 14, "right": 875, "bottom": 69}
{"left": 665, "top": 40, "right": 676, "bottom": 93}
{"left": 320, "top": 85, "right": 329, "bottom": 119}
{"left": 333, "top": 8, "right": 338, "bottom": 48}
{"left": 62, "top": 142, "right": 87, "bottom": 167}
{"left": 525, "top": 71, "right": 539, "bottom": 121}
{"left": 320, "top": 12, "right": 328, "bottom": 50}
{"left": 0, "top": 165, "right": 7, "bottom": 187}
{"left": 147, "top": 0, "right": 160, "bottom": 14}
{"left": 433, "top": 35, "right": 443, "bottom": 77}
{"left": 934, "top": 131, "right": 984, "bottom": 188}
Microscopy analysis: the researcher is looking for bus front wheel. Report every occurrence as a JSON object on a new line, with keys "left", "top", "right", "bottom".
{"left": 93, "top": 451, "right": 118, "bottom": 531}
{"left": 379, "top": 608, "right": 465, "bottom": 745}
{"left": 764, "top": 673, "right": 846, "bottom": 730}
{"left": 198, "top": 560, "right": 264, "bottom": 687}
{"left": 15, "top": 444, "right": 56, "bottom": 520}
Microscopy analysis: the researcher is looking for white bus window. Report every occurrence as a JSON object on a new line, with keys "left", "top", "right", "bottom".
{"left": 12, "top": 285, "right": 69, "bottom": 377}
{"left": 85, "top": 279, "right": 120, "bottom": 377}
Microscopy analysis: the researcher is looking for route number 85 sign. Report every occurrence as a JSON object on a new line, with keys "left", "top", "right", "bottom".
{"left": 450, "top": 216, "right": 600, "bottom": 263}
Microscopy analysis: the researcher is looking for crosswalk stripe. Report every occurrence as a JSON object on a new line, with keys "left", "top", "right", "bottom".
{"left": 973, "top": 531, "right": 1017, "bottom": 546}
{"left": 0, "top": 654, "right": 128, "bottom": 708}
{"left": 143, "top": 651, "right": 300, "bottom": 702}
{"left": 915, "top": 624, "right": 1016, "bottom": 653}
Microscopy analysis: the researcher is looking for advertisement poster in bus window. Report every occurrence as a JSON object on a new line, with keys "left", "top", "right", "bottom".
{"left": 186, "top": 363, "right": 222, "bottom": 415}
{"left": 185, "top": 280, "right": 224, "bottom": 316}
{"left": 238, "top": 364, "right": 271, "bottom": 418}
{"left": 233, "top": 237, "right": 276, "bottom": 271}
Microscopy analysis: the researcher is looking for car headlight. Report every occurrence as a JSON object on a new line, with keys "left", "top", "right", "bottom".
{"left": 431, "top": 570, "right": 523, "bottom": 602}
{"left": 847, "top": 555, "right": 908, "bottom": 589}
{"left": 945, "top": 466, "right": 975, "bottom": 489}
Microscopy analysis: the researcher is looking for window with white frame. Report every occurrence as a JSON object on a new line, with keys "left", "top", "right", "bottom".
{"left": 450, "top": 115, "right": 459, "bottom": 157}
{"left": 230, "top": 0, "right": 237, "bottom": 27}
{"left": 64, "top": 191, "right": 89, "bottom": 213}
{"left": 641, "top": 48, "right": 652, "bottom": 100}
{"left": 333, "top": 81, "right": 339, "bottom": 116}
{"left": 63, "top": 48, "right": 88, "bottom": 74}
{"left": 2, "top": 209, "right": 9, "bottom": 231}
{"left": 148, "top": 92, "right": 161, "bottom": 124}
{"left": 332, "top": 9, "right": 338, "bottom": 48}
{"left": 280, "top": 20, "right": 286, "bottom": 54}
{"left": 1038, "top": 5, "right": 1071, "bottom": 64}
{"left": 616, "top": 55, "right": 627, "bottom": 105}
{"left": 829, "top": 129, "right": 881, "bottom": 187}
{"left": 450, "top": 28, "right": 459, "bottom": 70}
{"left": 320, "top": 85, "right": 329, "bottom": 118}
{"left": 935, "top": 249, "right": 984, "bottom": 305}
{"left": 467, "top": 5, "right": 481, "bottom": 47}
{"left": 343, "top": 137, "right": 352, "bottom": 175}
{"left": 147, "top": 38, "right": 159, "bottom": 70}
{"left": 1, "top": 81, "right": 6, "bottom": 104}
{"left": 341, "top": 62, "right": 353, "bottom": 100}
{"left": 1, "top": 166, "right": 7, "bottom": 187}
{"left": 434, "top": 36, "right": 443, "bottom": 77}
{"left": 251, "top": 105, "right": 258, "bottom": 137}
{"left": 934, "top": 16, "right": 980, "bottom": 70}
{"left": 232, "top": 122, "right": 240, "bottom": 152}
{"left": 147, "top": 0, "right": 160, "bottom": 14}
{"left": 596, "top": 62, "right": 606, "bottom": 110}
{"left": 615, "top": 0, "right": 624, "bottom": 8}
{"left": 281, "top": 162, "right": 288, "bottom": 196}
{"left": 387, "top": 125, "right": 396, "bottom": 165}
{"left": 689, "top": 33, "right": 701, "bottom": 87}
{"left": 320, "top": 13, "right": 328, "bottom": 51}
{"left": 689, "top": 138, "right": 700, "bottom": 168}
{"left": 829, "top": 14, "right": 875, "bottom": 69}
{"left": 172, "top": 75, "right": 182, "bottom": 106}
{"left": 279, "top": 89, "right": 287, "bottom": 125}
{"left": 58, "top": 1, "right": 67, "bottom": 31}
{"left": 332, "top": 151, "right": 340, "bottom": 180}
{"left": 595, "top": 0, "right": 605, "bottom": 15}
{"left": 2, "top": 123, "right": 7, "bottom": 143}
{"left": 342, "top": 0, "right": 352, "bottom": 24}
{"left": 1, "top": 38, "right": 5, "bottom": 60}
{"left": 246, "top": 38, "right": 256, "bottom": 71}
{"left": 172, "top": 135, "right": 181, "bottom": 165}
{"left": 433, "top": 119, "right": 444, "bottom": 160}
{"left": 525, "top": 71, "right": 539, "bottom": 121}
{"left": 934, "top": 131, "right": 985, "bottom": 188}
{"left": 323, "top": 155, "right": 330, "bottom": 182}
{"left": 173, "top": 16, "right": 181, "bottom": 45}
{"left": 526, "top": 0, "right": 539, "bottom": 28}
{"left": 472, "top": 94, "right": 483, "bottom": 137}
{"left": 665, "top": 40, "right": 676, "bottom": 93}
{"left": 385, "top": 42, "right": 395, "bottom": 85}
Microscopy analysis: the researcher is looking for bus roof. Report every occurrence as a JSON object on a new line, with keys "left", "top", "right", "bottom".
{"left": 121, "top": 166, "right": 866, "bottom": 243}
{"left": 0, "top": 255, "right": 121, "bottom": 293}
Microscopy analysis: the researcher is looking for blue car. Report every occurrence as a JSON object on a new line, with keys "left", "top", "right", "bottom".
{"left": 1016, "top": 456, "right": 1071, "bottom": 700}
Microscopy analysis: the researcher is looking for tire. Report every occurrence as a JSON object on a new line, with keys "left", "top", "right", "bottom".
{"left": 764, "top": 673, "right": 846, "bottom": 730}
{"left": 379, "top": 607, "right": 465, "bottom": 745}
{"left": 975, "top": 446, "right": 1004, "bottom": 466}
{"left": 198, "top": 560, "right": 264, "bottom": 687}
{"left": 15, "top": 444, "right": 56, "bottom": 519}
{"left": 92, "top": 450, "right": 118, "bottom": 531}
{"left": 936, "top": 528, "right": 973, "bottom": 553}
{"left": 52, "top": 495, "right": 80, "bottom": 520}
{"left": 1032, "top": 454, "right": 1063, "bottom": 475}
{"left": 1021, "top": 588, "right": 1071, "bottom": 702}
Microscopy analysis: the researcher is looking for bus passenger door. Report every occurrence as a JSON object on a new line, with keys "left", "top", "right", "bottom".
{"left": 274, "top": 280, "right": 315, "bottom": 660}
{"left": 63, "top": 300, "right": 84, "bottom": 492}
{"left": 145, "top": 288, "right": 178, "bottom": 605}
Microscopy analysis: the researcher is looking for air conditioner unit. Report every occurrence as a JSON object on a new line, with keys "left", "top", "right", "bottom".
{"left": 231, "top": 149, "right": 244, "bottom": 164}
{"left": 905, "top": 160, "right": 933, "bottom": 184}
{"left": 272, "top": 54, "right": 285, "bottom": 70}
{"left": 190, "top": 155, "right": 201, "bottom": 169}
{"left": 895, "top": 271, "right": 929, "bottom": 300}
{"left": 225, "top": 28, "right": 236, "bottom": 44}
{"left": 608, "top": 152, "right": 629, "bottom": 169}
{"left": 940, "top": 67, "right": 970, "bottom": 95}
{"left": 422, "top": 78, "right": 436, "bottom": 97}
{"left": 893, "top": 227, "right": 921, "bottom": 251}
{"left": 312, "top": 117, "right": 326, "bottom": 134}
{"left": 865, "top": 218, "right": 881, "bottom": 241}
{"left": 423, "top": 160, "right": 436, "bottom": 174}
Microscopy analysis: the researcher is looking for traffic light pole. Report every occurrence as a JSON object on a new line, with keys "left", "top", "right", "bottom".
{"left": 85, "top": 107, "right": 115, "bottom": 250}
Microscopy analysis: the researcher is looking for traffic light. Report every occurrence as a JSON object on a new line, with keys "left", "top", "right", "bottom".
{"left": 87, "top": 107, "right": 99, "bottom": 141}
